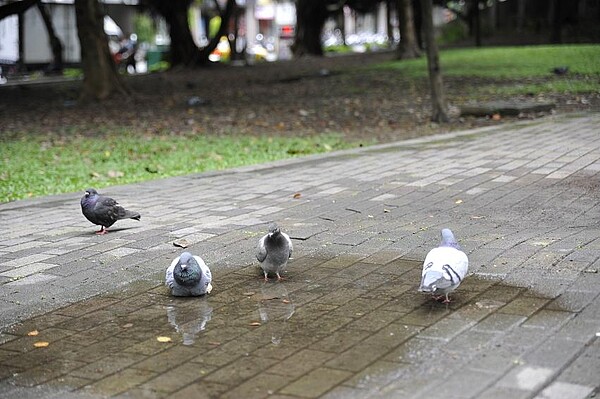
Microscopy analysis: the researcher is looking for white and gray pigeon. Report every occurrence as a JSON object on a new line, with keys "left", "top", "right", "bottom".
{"left": 419, "top": 228, "right": 469, "bottom": 303}
{"left": 166, "top": 252, "right": 213, "bottom": 297}
{"left": 256, "top": 223, "right": 293, "bottom": 280}
{"left": 80, "top": 188, "right": 140, "bottom": 235}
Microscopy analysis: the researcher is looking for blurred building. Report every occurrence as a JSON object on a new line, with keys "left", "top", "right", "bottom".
{"left": 0, "top": 0, "right": 138, "bottom": 68}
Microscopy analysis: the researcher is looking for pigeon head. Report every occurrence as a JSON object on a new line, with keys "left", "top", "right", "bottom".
{"left": 178, "top": 252, "right": 195, "bottom": 269}
{"left": 268, "top": 223, "right": 281, "bottom": 237}
{"left": 84, "top": 188, "right": 99, "bottom": 198}
{"left": 174, "top": 252, "right": 201, "bottom": 287}
{"left": 440, "top": 228, "right": 460, "bottom": 249}
{"left": 81, "top": 188, "right": 99, "bottom": 207}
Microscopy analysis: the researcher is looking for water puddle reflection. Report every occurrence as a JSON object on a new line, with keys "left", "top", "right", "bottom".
{"left": 0, "top": 254, "right": 576, "bottom": 398}
{"left": 255, "top": 281, "right": 295, "bottom": 345}
{"left": 166, "top": 299, "right": 213, "bottom": 346}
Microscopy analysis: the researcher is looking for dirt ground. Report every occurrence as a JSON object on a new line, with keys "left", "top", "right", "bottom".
{"left": 1, "top": 50, "right": 598, "bottom": 144}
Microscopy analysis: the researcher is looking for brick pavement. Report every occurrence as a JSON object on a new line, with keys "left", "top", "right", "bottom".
{"left": 0, "top": 113, "right": 599, "bottom": 398}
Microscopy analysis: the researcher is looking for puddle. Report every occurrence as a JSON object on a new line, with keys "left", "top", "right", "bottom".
{"left": 0, "top": 254, "right": 579, "bottom": 398}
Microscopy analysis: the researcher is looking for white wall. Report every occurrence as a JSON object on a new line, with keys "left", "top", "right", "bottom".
{"left": 0, "top": 15, "right": 19, "bottom": 63}
{"left": 23, "top": 4, "right": 80, "bottom": 64}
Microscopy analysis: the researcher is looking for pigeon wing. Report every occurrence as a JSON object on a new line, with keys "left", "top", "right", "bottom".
{"left": 194, "top": 255, "right": 213, "bottom": 294}
{"left": 282, "top": 232, "right": 293, "bottom": 259}
{"left": 420, "top": 247, "right": 468, "bottom": 289}
{"left": 92, "top": 196, "right": 121, "bottom": 227}
{"left": 165, "top": 256, "right": 180, "bottom": 289}
{"left": 256, "top": 235, "right": 268, "bottom": 262}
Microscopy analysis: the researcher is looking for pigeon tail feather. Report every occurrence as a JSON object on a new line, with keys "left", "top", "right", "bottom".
{"left": 121, "top": 210, "right": 141, "bottom": 221}
{"left": 420, "top": 271, "right": 452, "bottom": 292}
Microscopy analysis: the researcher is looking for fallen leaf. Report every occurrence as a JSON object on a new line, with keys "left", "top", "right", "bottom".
{"left": 243, "top": 291, "right": 255, "bottom": 296}
{"left": 471, "top": 215, "right": 484, "bottom": 219}
{"left": 33, "top": 341, "right": 49, "bottom": 348}
{"left": 173, "top": 239, "right": 189, "bottom": 248}
{"left": 27, "top": 330, "right": 39, "bottom": 336}
{"left": 293, "top": 193, "right": 302, "bottom": 199}
{"left": 455, "top": 199, "right": 463, "bottom": 204}
{"left": 208, "top": 341, "right": 221, "bottom": 346}
{"left": 107, "top": 170, "right": 124, "bottom": 178}
{"left": 249, "top": 322, "right": 261, "bottom": 327}
{"left": 282, "top": 299, "right": 290, "bottom": 304}
{"left": 122, "top": 323, "right": 134, "bottom": 328}
{"left": 492, "top": 113, "right": 501, "bottom": 121}
{"left": 156, "top": 336, "right": 172, "bottom": 343}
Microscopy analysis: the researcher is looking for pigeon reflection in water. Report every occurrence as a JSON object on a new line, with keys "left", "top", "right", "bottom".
{"left": 258, "top": 280, "right": 295, "bottom": 345}
{"left": 166, "top": 299, "right": 213, "bottom": 345}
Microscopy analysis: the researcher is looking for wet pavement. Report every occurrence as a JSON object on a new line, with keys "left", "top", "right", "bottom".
{"left": 1, "top": 113, "right": 600, "bottom": 398}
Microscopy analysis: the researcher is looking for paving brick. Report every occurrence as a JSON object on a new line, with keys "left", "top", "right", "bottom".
{"left": 279, "top": 367, "right": 353, "bottom": 398}
{"left": 534, "top": 381, "right": 595, "bottom": 399}
{"left": 1, "top": 114, "right": 600, "bottom": 398}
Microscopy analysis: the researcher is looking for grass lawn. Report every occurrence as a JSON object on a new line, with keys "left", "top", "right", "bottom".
{"left": 0, "top": 133, "right": 358, "bottom": 203}
{"left": 377, "top": 44, "right": 600, "bottom": 95}
{"left": 2, "top": 44, "right": 599, "bottom": 203}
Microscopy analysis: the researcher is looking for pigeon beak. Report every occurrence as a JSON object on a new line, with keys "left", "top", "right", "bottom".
{"left": 181, "top": 264, "right": 187, "bottom": 270}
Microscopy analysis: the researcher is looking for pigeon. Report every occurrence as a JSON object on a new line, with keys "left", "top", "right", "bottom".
{"left": 419, "top": 228, "right": 469, "bottom": 303}
{"left": 80, "top": 188, "right": 140, "bottom": 235}
{"left": 552, "top": 66, "right": 569, "bottom": 75}
{"left": 256, "top": 223, "right": 293, "bottom": 281}
{"left": 166, "top": 252, "right": 213, "bottom": 297}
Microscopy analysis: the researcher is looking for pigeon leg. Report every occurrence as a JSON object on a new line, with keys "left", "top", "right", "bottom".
{"left": 276, "top": 272, "right": 285, "bottom": 281}
{"left": 95, "top": 226, "right": 108, "bottom": 235}
{"left": 263, "top": 271, "right": 269, "bottom": 281}
{"left": 441, "top": 294, "right": 451, "bottom": 304}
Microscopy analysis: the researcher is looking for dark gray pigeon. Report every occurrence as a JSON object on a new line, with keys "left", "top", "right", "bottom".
{"left": 166, "top": 252, "right": 213, "bottom": 297}
{"left": 256, "top": 223, "right": 293, "bottom": 280}
{"left": 80, "top": 188, "right": 140, "bottom": 235}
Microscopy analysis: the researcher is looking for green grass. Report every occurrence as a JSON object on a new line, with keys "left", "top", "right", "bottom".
{"left": 376, "top": 44, "right": 600, "bottom": 95}
{"left": 0, "top": 133, "right": 361, "bottom": 203}
{"left": 378, "top": 44, "right": 600, "bottom": 78}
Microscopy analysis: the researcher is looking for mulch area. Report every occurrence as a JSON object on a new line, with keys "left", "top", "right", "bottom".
{"left": 1, "top": 50, "right": 598, "bottom": 144}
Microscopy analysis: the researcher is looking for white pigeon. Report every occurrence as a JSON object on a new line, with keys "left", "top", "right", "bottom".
{"left": 419, "top": 228, "right": 469, "bottom": 303}
{"left": 256, "top": 223, "right": 293, "bottom": 280}
{"left": 165, "top": 252, "right": 213, "bottom": 297}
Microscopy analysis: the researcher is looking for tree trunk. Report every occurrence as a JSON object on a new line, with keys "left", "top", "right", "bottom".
{"left": 396, "top": 0, "right": 421, "bottom": 59}
{"left": 0, "top": 0, "right": 38, "bottom": 20}
{"left": 75, "top": 0, "right": 127, "bottom": 101}
{"left": 292, "top": 0, "right": 329, "bottom": 57}
{"left": 412, "top": 0, "right": 423, "bottom": 49}
{"left": 472, "top": 0, "right": 481, "bottom": 47}
{"left": 37, "top": 2, "right": 63, "bottom": 73}
{"left": 550, "top": 0, "right": 562, "bottom": 43}
{"left": 420, "top": 0, "right": 448, "bottom": 123}
{"left": 516, "top": 0, "right": 526, "bottom": 32}
{"left": 145, "top": 0, "right": 235, "bottom": 67}
{"left": 146, "top": 0, "right": 199, "bottom": 66}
